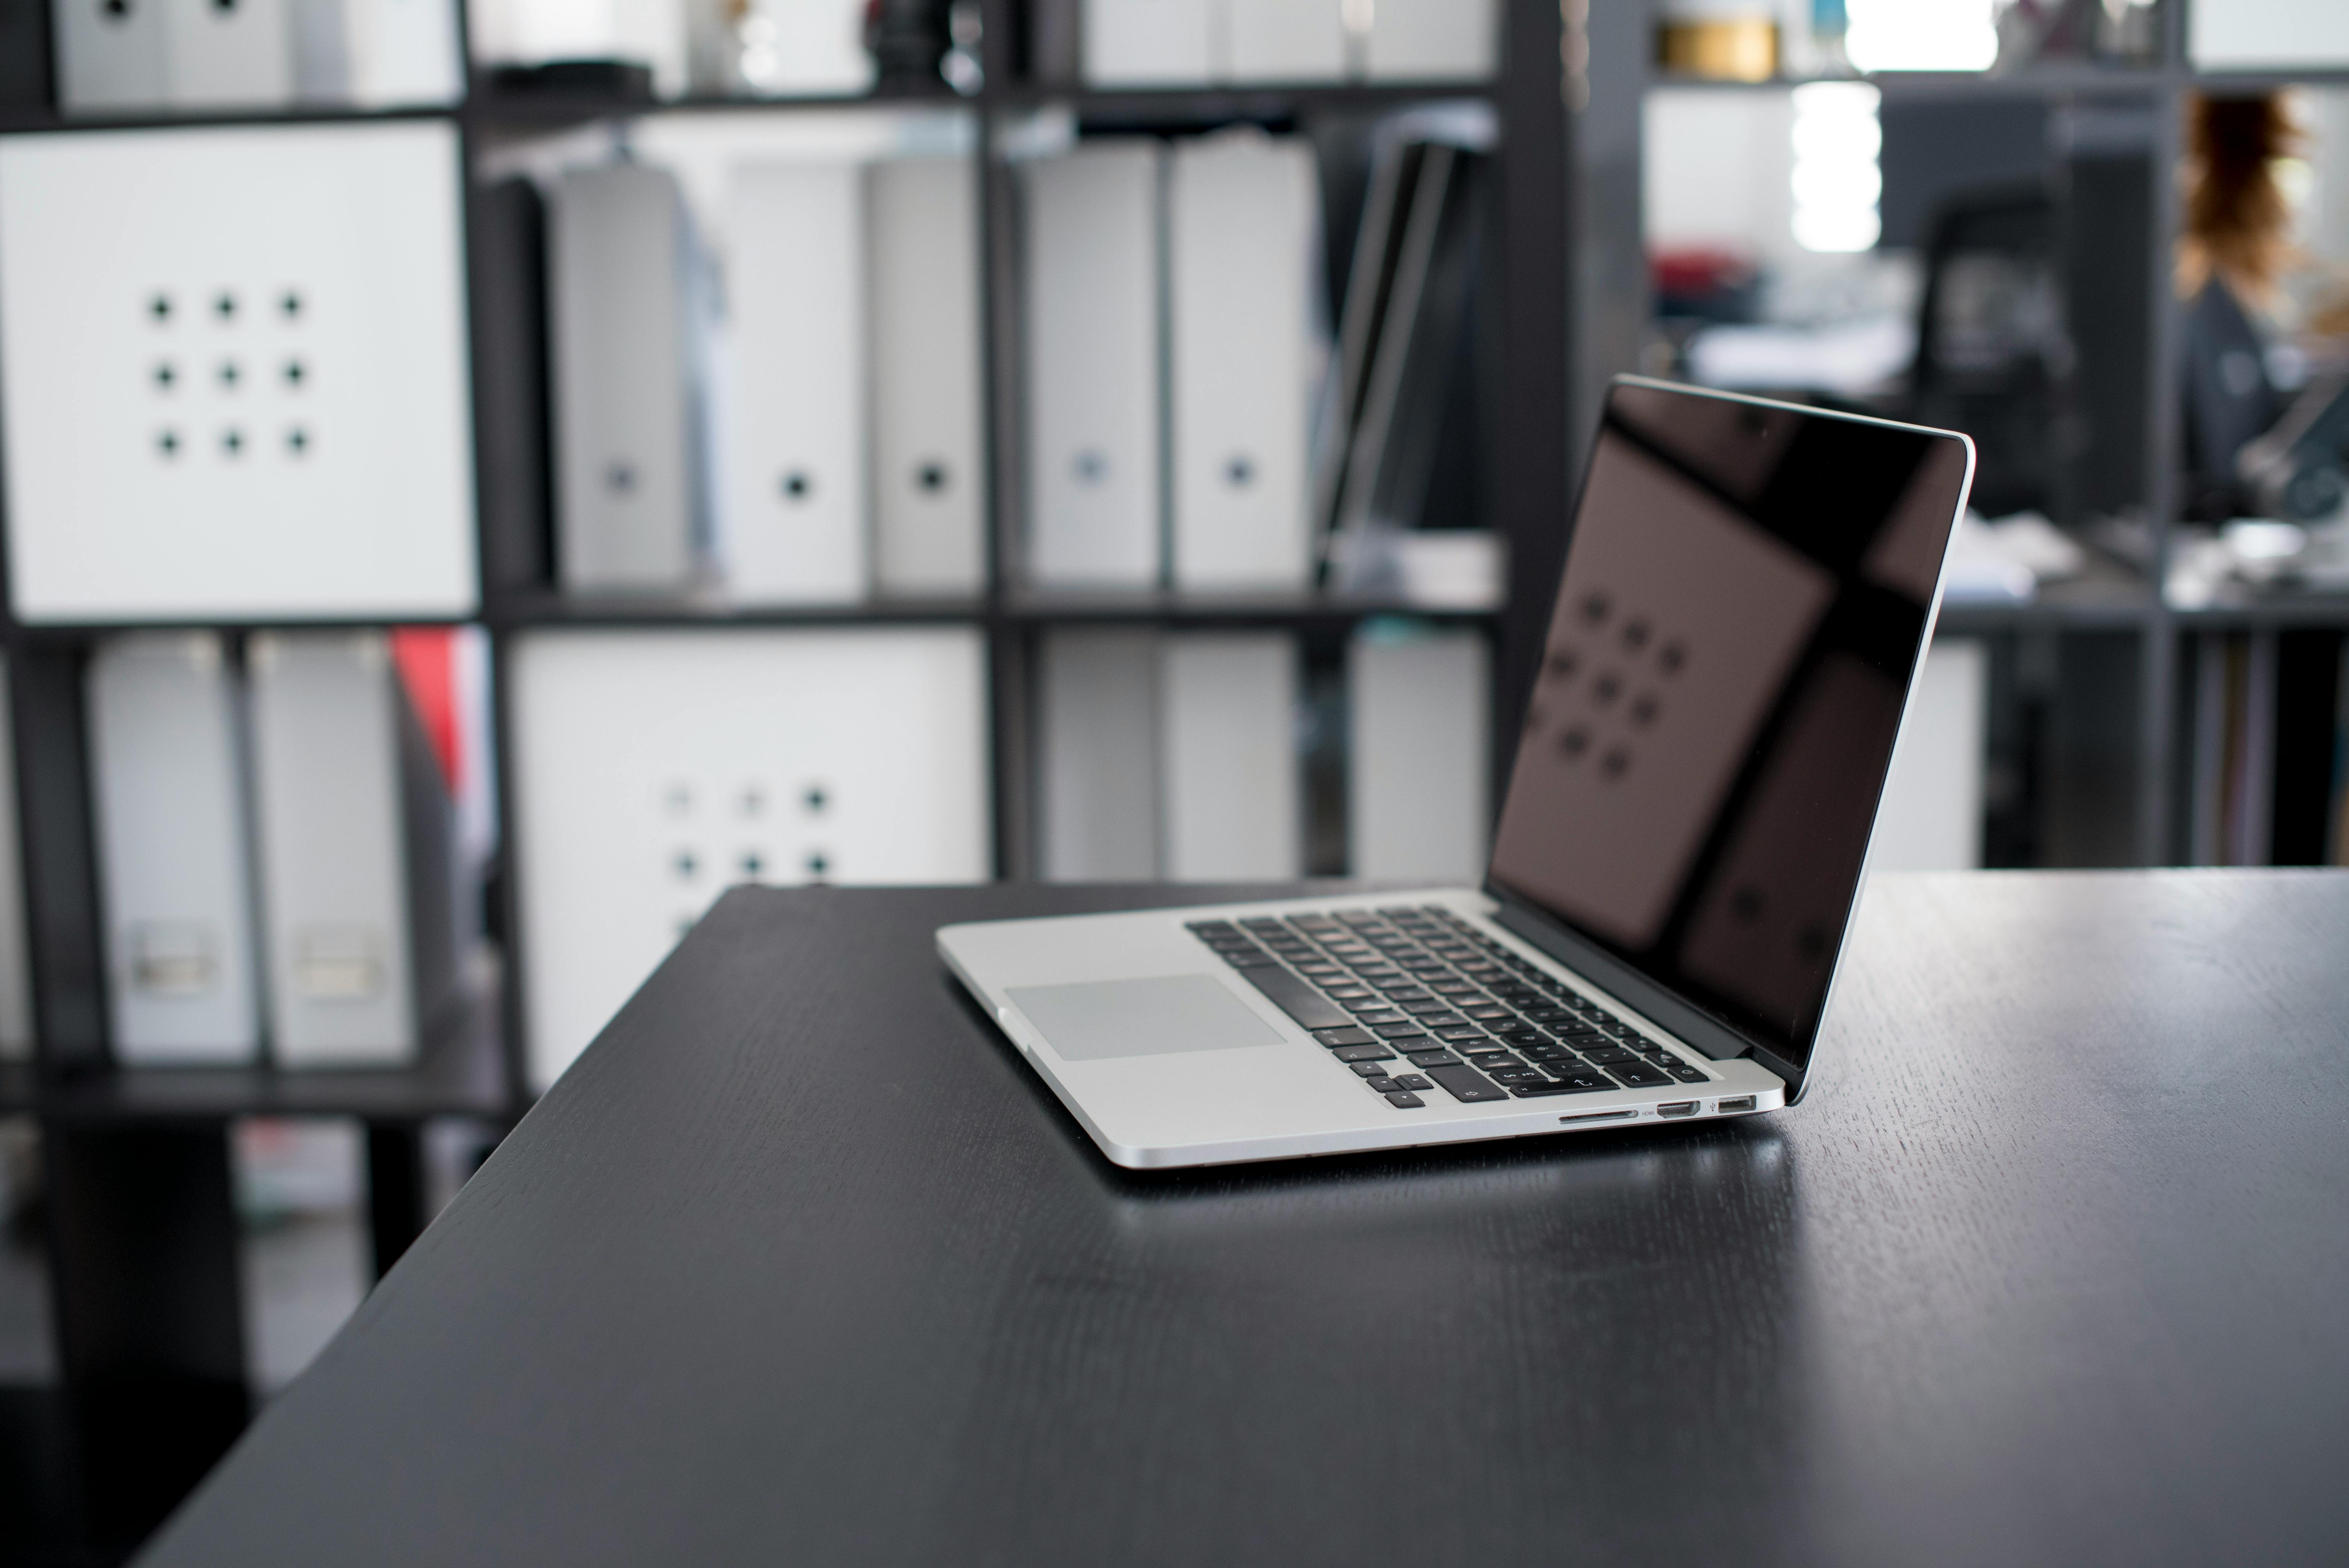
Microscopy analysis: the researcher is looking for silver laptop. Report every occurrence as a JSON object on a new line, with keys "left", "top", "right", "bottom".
{"left": 941, "top": 378, "right": 1976, "bottom": 1169}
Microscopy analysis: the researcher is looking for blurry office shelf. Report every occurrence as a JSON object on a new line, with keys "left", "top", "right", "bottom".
{"left": 484, "top": 589, "right": 989, "bottom": 631}
{"left": 0, "top": 1060, "right": 31, "bottom": 1114}
{"left": 999, "top": 587, "right": 1501, "bottom": 628}
{"left": 26, "top": 975, "right": 512, "bottom": 1124}
{"left": 462, "top": 82, "right": 964, "bottom": 132}
{"left": 1932, "top": 556, "right": 2163, "bottom": 635}
{"left": 2170, "top": 592, "right": 2349, "bottom": 630}
{"left": 0, "top": 102, "right": 455, "bottom": 137}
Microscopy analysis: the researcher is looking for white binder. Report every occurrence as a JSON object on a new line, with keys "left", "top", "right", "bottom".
{"left": 1082, "top": 0, "right": 1214, "bottom": 85}
{"left": 1168, "top": 135, "right": 1318, "bottom": 591}
{"left": 509, "top": 627, "right": 991, "bottom": 1090}
{"left": 1347, "top": 624, "right": 1489, "bottom": 881}
{"left": 88, "top": 635, "right": 264, "bottom": 1066}
{"left": 870, "top": 156, "right": 986, "bottom": 598}
{"left": 551, "top": 160, "right": 701, "bottom": 593}
{"left": 2190, "top": 0, "right": 2349, "bottom": 68}
{"left": 53, "top": 0, "right": 169, "bottom": 112}
{"left": 1868, "top": 637, "right": 1989, "bottom": 872}
{"left": 752, "top": 0, "right": 873, "bottom": 92}
{"left": 164, "top": 0, "right": 294, "bottom": 109}
{"left": 248, "top": 631, "right": 417, "bottom": 1068}
{"left": 299, "top": 0, "right": 462, "bottom": 105}
{"left": 0, "top": 661, "right": 32, "bottom": 1060}
{"left": 1364, "top": 0, "right": 1496, "bottom": 80}
{"left": 0, "top": 122, "right": 478, "bottom": 623}
{"left": 1024, "top": 141, "right": 1164, "bottom": 589}
{"left": 1039, "top": 628, "right": 1161, "bottom": 881}
{"left": 1227, "top": 0, "right": 1346, "bottom": 82}
{"left": 1158, "top": 633, "right": 1302, "bottom": 879}
{"left": 724, "top": 160, "right": 869, "bottom": 605}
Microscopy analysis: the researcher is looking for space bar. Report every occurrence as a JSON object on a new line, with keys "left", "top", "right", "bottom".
{"left": 1233, "top": 965, "right": 1352, "bottom": 1031}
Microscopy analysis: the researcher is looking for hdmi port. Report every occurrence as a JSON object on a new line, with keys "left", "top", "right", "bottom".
{"left": 1717, "top": 1095, "right": 1757, "bottom": 1114}
{"left": 1656, "top": 1101, "right": 1698, "bottom": 1119}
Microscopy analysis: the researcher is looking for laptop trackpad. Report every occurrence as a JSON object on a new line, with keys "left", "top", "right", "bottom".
{"left": 1007, "top": 975, "right": 1284, "bottom": 1062}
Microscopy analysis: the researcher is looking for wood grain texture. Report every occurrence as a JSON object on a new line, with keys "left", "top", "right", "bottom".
{"left": 136, "top": 874, "right": 2349, "bottom": 1567}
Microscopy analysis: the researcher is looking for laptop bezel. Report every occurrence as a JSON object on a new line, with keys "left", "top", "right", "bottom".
{"left": 1478, "top": 375, "right": 1977, "bottom": 1106}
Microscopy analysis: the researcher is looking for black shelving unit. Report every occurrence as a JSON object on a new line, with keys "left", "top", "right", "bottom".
{"left": 0, "top": 0, "right": 1574, "bottom": 1547}
{"left": 1620, "top": 0, "right": 2349, "bottom": 869}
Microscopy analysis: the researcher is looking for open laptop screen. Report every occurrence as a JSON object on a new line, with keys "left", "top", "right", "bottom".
{"left": 1487, "top": 379, "right": 1973, "bottom": 1073}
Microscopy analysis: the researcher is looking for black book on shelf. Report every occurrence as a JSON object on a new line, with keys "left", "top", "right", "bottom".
{"left": 472, "top": 177, "right": 555, "bottom": 597}
{"left": 2271, "top": 629, "right": 2346, "bottom": 868}
{"left": 483, "top": 60, "right": 658, "bottom": 102}
{"left": 0, "top": 0, "right": 52, "bottom": 111}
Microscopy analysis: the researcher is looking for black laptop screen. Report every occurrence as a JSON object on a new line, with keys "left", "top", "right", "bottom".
{"left": 1487, "top": 381, "right": 1973, "bottom": 1071}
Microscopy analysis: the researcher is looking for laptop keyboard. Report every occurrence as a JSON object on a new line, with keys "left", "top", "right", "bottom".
{"left": 1185, "top": 905, "right": 1713, "bottom": 1110}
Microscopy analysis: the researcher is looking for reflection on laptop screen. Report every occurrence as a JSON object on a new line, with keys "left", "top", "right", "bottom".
{"left": 1488, "top": 379, "right": 1973, "bottom": 1072}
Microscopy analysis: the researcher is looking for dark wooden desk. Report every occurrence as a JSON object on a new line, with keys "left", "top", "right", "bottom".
{"left": 137, "top": 874, "right": 2349, "bottom": 1566}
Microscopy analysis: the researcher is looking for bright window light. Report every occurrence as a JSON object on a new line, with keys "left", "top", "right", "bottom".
{"left": 1791, "top": 83, "right": 1883, "bottom": 253}
{"left": 1846, "top": 0, "right": 1998, "bottom": 73}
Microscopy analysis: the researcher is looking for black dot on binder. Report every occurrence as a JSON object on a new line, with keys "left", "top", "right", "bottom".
{"left": 740, "top": 786, "right": 765, "bottom": 817}
{"left": 916, "top": 461, "right": 948, "bottom": 493}
{"left": 148, "top": 292, "right": 170, "bottom": 321}
{"left": 1225, "top": 455, "right": 1255, "bottom": 488}
{"left": 606, "top": 463, "right": 636, "bottom": 494}
{"left": 154, "top": 362, "right": 175, "bottom": 390}
{"left": 782, "top": 470, "right": 812, "bottom": 501}
{"left": 1599, "top": 747, "right": 1631, "bottom": 781}
{"left": 1658, "top": 640, "right": 1687, "bottom": 675}
{"left": 105, "top": 0, "right": 131, "bottom": 21}
{"left": 1622, "top": 617, "right": 1650, "bottom": 652}
{"left": 1629, "top": 693, "right": 1659, "bottom": 728}
{"left": 284, "top": 359, "right": 305, "bottom": 388}
{"left": 218, "top": 360, "right": 240, "bottom": 389}
{"left": 1581, "top": 591, "right": 1611, "bottom": 624}
{"left": 1073, "top": 449, "right": 1107, "bottom": 485}
{"left": 673, "top": 851, "right": 698, "bottom": 880}
{"left": 156, "top": 429, "right": 180, "bottom": 458}
{"left": 803, "top": 786, "right": 828, "bottom": 814}
{"left": 286, "top": 427, "right": 310, "bottom": 456}
{"left": 221, "top": 428, "right": 244, "bottom": 457}
{"left": 1591, "top": 672, "right": 1621, "bottom": 707}
{"left": 214, "top": 292, "right": 236, "bottom": 321}
{"left": 214, "top": 0, "right": 236, "bottom": 14}
{"left": 1544, "top": 647, "right": 1577, "bottom": 681}
{"left": 1558, "top": 726, "right": 1589, "bottom": 759}
{"left": 806, "top": 852, "right": 831, "bottom": 878}
{"left": 280, "top": 290, "right": 302, "bottom": 319}
{"left": 740, "top": 852, "right": 763, "bottom": 878}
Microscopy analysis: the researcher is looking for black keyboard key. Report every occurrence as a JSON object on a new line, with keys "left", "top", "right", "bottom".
{"left": 1349, "top": 1061, "right": 1390, "bottom": 1078}
{"left": 1511, "top": 1076, "right": 1613, "bottom": 1097}
{"left": 1608, "top": 1062, "right": 1670, "bottom": 1088}
{"left": 1186, "top": 921, "right": 1240, "bottom": 936}
{"left": 1314, "top": 1026, "right": 1373, "bottom": 1047}
{"left": 1524, "top": 1008, "right": 1575, "bottom": 1025}
{"left": 1385, "top": 1091, "right": 1426, "bottom": 1109}
{"left": 1240, "top": 918, "right": 1286, "bottom": 930}
{"left": 1323, "top": 988, "right": 1373, "bottom": 1003}
{"left": 1580, "top": 1045, "right": 1636, "bottom": 1065}
{"left": 1223, "top": 951, "right": 1281, "bottom": 968}
{"left": 1393, "top": 1074, "right": 1433, "bottom": 1092}
{"left": 1464, "top": 1051, "right": 1520, "bottom": 1069}
{"left": 1426, "top": 1065, "right": 1508, "bottom": 1103}
{"left": 1461, "top": 1005, "right": 1512, "bottom": 1022}
{"left": 1382, "top": 988, "right": 1434, "bottom": 1004}
{"left": 1372, "top": 1022, "right": 1429, "bottom": 1040}
{"left": 1522, "top": 1046, "right": 1575, "bottom": 1064}
{"left": 1351, "top": 1010, "right": 1406, "bottom": 1025}
{"left": 1334, "top": 1044, "right": 1397, "bottom": 1064}
{"left": 1403, "top": 1005, "right": 1459, "bottom": 1021}
{"left": 1488, "top": 1067, "right": 1549, "bottom": 1087}
{"left": 1665, "top": 1060, "right": 1711, "bottom": 1084}
{"left": 1233, "top": 964, "right": 1352, "bottom": 1030}
{"left": 1406, "top": 1049, "right": 1460, "bottom": 1068}
{"left": 1363, "top": 1076, "right": 1403, "bottom": 1094}
{"left": 1433, "top": 1024, "right": 1487, "bottom": 1041}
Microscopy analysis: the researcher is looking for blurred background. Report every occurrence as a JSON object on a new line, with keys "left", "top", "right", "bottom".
{"left": 0, "top": 0, "right": 2346, "bottom": 1558}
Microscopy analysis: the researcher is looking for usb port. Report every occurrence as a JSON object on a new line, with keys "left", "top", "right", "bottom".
{"left": 1656, "top": 1101, "right": 1698, "bottom": 1119}
{"left": 1717, "top": 1095, "right": 1757, "bottom": 1114}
